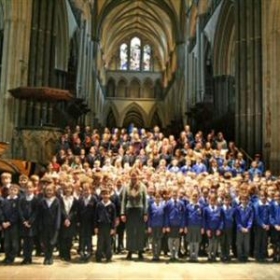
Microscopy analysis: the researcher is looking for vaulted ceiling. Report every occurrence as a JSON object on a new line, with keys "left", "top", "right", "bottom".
{"left": 91, "top": 0, "right": 184, "bottom": 71}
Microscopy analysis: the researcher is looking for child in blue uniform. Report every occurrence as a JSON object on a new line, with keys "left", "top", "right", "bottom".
{"left": 164, "top": 186, "right": 185, "bottom": 261}
{"left": 39, "top": 183, "right": 61, "bottom": 265}
{"left": 220, "top": 194, "right": 235, "bottom": 262}
{"left": 235, "top": 194, "right": 254, "bottom": 262}
{"left": 59, "top": 183, "right": 79, "bottom": 262}
{"left": 185, "top": 191, "right": 204, "bottom": 262}
{"left": 94, "top": 188, "right": 116, "bottom": 262}
{"left": 204, "top": 193, "right": 223, "bottom": 262}
{"left": 18, "top": 180, "right": 38, "bottom": 264}
{"left": 270, "top": 190, "right": 280, "bottom": 262}
{"left": 0, "top": 184, "right": 20, "bottom": 264}
{"left": 253, "top": 190, "right": 270, "bottom": 262}
{"left": 148, "top": 191, "right": 165, "bottom": 261}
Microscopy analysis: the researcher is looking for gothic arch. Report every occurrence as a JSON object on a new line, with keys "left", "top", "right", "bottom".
{"left": 120, "top": 102, "right": 147, "bottom": 127}
{"left": 106, "top": 108, "right": 117, "bottom": 129}
{"left": 116, "top": 78, "right": 127, "bottom": 97}
{"left": 129, "top": 78, "right": 141, "bottom": 98}
{"left": 142, "top": 78, "right": 153, "bottom": 98}
{"left": 103, "top": 102, "right": 120, "bottom": 126}
{"left": 147, "top": 104, "right": 166, "bottom": 128}
{"left": 212, "top": 0, "right": 235, "bottom": 76}
{"left": 106, "top": 78, "right": 115, "bottom": 97}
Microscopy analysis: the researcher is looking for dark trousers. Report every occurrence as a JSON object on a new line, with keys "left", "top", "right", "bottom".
{"left": 221, "top": 228, "right": 233, "bottom": 259}
{"left": 79, "top": 235, "right": 92, "bottom": 256}
{"left": 236, "top": 231, "right": 250, "bottom": 260}
{"left": 42, "top": 239, "right": 54, "bottom": 261}
{"left": 59, "top": 237, "right": 72, "bottom": 260}
{"left": 4, "top": 228, "right": 19, "bottom": 262}
{"left": 22, "top": 236, "right": 34, "bottom": 261}
{"left": 116, "top": 222, "right": 125, "bottom": 252}
{"left": 254, "top": 226, "right": 268, "bottom": 260}
{"left": 96, "top": 224, "right": 112, "bottom": 261}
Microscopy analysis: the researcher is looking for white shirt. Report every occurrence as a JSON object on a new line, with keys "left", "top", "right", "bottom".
{"left": 63, "top": 195, "right": 74, "bottom": 215}
{"left": 45, "top": 197, "right": 55, "bottom": 208}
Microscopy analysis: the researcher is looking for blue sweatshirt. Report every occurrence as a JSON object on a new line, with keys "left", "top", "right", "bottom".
{"left": 148, "top": 201, "right": 165, "bottom": 228}
{"left": 254, "top": 200, "right": 270, "bottom": 227}
{"left": 235, "top": 204, "right": 254, "bottom": 231}
{"left": 204, "top": 205, "right": 223, "bottom": 231}
{"left": 164, "top": 199, "right": 185, "bottom": 228}
{"left": 270, "top": 201, "right": 280, "bottom": 227}
{"left": 185, "top": 203, "right": 204, "bottom": 227}
{"left": 221, "top": 205, "right": 236, "bottom": 229}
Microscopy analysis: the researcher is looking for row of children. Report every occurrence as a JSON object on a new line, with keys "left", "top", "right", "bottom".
{"left": 0, "top": 176, "right": 117, "bottom": 265}
{"left": 1, "top": 171, "right": 280, "bottom": 265}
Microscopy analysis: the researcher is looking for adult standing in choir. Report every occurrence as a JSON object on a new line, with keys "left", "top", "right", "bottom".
{"left": 121, "top": 170, "right": 148, "bottom": 260}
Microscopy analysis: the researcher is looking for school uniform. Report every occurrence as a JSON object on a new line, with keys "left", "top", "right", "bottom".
{"left": 198, "top": 196, "right": 209, "bottom": 256}
{"left": 77, "top": 195, "right": 97, "bottom": 261}
{"left": 94, "top": 200, "right": 116, "bottom": 262}
{"left": 253, "top": 200, "right": 270, "bottom": 261}
{"left": 204, "top": 205, "right": 223, "bottom": 261}
{"left": 148, "top": 201, "right": 165, "bottom": 260}
{"left": 185, "top": 202, "right": 204, "bottom": 261}
{"left": 221, "top": 205, "right": 235, "bottom": 261}
{"left": 59, "top": 195, "right": 79, "bottom": 261}
{"left": 235, "top": 204, "right": 254, "bottom": 261}
{"left": 164, "top": 198, "right": 185, "bottom": 260}
{"left": 0, "top": 195, "right": 19, "bottom": 264}
{"left": 270, "top": 201, "right": 280, "bottom": 262}
{"left": 18, "top": 194, "right": 39, "bottom": 264}
{"left": 39, "top": 197, "right": 61, "bottom": 265}
{"left": 115, "top": 188, "right": 125, "bottom": 253}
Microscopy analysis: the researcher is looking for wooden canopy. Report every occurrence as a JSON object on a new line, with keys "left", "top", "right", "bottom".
{"left": 9, "top": 87, "right": 74, "bottom": 102}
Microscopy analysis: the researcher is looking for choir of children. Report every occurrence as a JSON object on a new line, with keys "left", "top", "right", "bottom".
{"left": 1, "top": 171, "right": 280, "bottom": 265}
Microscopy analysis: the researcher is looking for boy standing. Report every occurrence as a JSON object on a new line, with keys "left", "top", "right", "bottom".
{"left": 0, "top": 184, "right": 20, "bottom": 264}
{"left": 94, "top": 188, "right": 116, "bottom": 262}
{"left": 235, "top": 194, "right": 254, "bottom": 262}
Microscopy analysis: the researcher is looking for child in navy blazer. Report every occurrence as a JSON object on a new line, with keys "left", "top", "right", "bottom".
{"left": 235, "top": 194, "right": 254, "bottom": 262}
{"left": 253, "top": 190, "right": 270, "bottom": 262}
{"left": 94, "top": 188, "right": 116, "bottom": 262}
{"left": 59, "top": 183, "right": 79, "bottom": 262}
{"left": 39, "top": 183, "right": 61, "bottom": 265}
{"left": 270, "top": 190, "right": 280, "bottom": 262}
{"left": 77, "top": 181, "right": 97, "bottom": 262}
{"left": 148, "top": 191, "right": 165, "bottom": 261}
{"left": 185, "top": 191, "right": 204, "bottom": 262}
{"left": 18, "top": 180, "right": 39, "bottom": 265}
{"left": 164, "top": 186, "right": 185, "bottom": 261}
{"left": 220, "top": 194, "right": 235, "bottom": 262}
{"left": 0, "top": 184, "right": 20, "bottom": 264}
{"left": 204, "top": 193, "right": 223, "bottom": 262}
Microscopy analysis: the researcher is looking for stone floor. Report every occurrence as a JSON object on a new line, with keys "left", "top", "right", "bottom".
{"left": 1, "top": 252, "right": 280, "bottom": 280}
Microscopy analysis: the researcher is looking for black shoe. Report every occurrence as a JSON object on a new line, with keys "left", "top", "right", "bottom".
{"left": 138, "top": 252, "right": 144, "bottom": 260}
{"left": 126, "top": 252, "right": 132, "bottom": 260}
{"left": 21, "top": 259, "right": 31, "bottom": 265}
{"left": 43, "top": 259, "right": 48, "bottom": 265}
{"left": 48, "top": 258, "right": 53, "bottom": 265}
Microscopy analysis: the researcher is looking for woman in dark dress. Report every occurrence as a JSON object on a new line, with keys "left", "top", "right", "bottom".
{"left": 121, "top": 170, "right": 148, "bottom": 260}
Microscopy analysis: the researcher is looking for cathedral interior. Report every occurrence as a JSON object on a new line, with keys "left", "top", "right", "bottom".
{"left": 0, "top": 0, "right": 279, "bottom": 173}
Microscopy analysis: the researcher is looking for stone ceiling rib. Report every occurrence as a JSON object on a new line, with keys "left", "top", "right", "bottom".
{"left": 96, "top": 0, "right": 179, "bottom": 71}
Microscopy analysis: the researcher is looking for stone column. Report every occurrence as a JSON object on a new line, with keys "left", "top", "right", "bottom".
{"left": 0, "top": 0, "right": 32, "bottom": 149}
{"left": 234, "top": 0, "right": 262, "bottom": 156}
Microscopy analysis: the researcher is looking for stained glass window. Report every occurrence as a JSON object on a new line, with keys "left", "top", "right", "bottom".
{"left": 130, "top": 37, "right": 141, "bottom": 70}
{"left": 120, "top": 43, "right": 128, "bottom": 70}
{"left": 143, "top": 45, "right": 151, "bottom": 71}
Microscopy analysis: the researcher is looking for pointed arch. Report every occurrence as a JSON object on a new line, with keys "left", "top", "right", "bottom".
{"left": 116, "top": 78, "right": 127, "bottom": 97}
{"left": 106, "top": 108, "right": 117, "bottom": 129}
{"left": 142, "top": 78, "right": 154, "bottom": 98}
{"left": 212, "top": 0, "right": 235, "bottom": 76}
{"left": 103, "top": 102, "right": 120, "bottom": 126}
{"left": 148, "top": 104, "right": 166, "bottom": 128}
{"left": 129, "top": 78, "right": 141, "bottom": 98}
{"left": 106, "top": 77, "right": 116, "bottom": 97}
{"left": 120, "top": 102, "right": 147, "bottom": 127}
